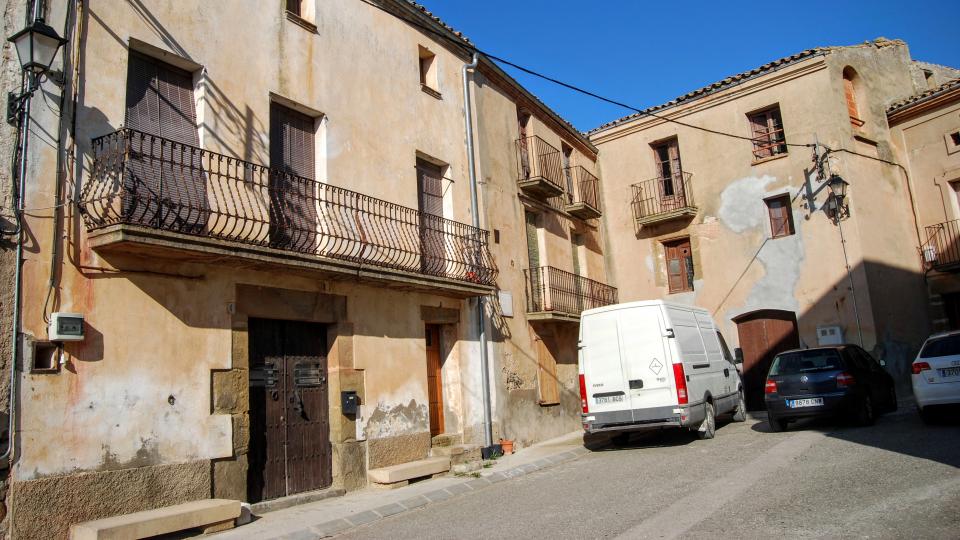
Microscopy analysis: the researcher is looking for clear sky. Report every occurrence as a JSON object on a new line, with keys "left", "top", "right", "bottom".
{"left": 423, "top": 0, "right": 960, "bottom": 132}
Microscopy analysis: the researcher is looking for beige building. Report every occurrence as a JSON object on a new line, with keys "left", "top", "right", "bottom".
{"left": 0, "top": 0, "right": 614, "bottom": 537}
{"left": 589, "top": 39, "right": 958, "bottom": 410}
{"left": 888, "top": 79, "right": 960, "bottom": 330}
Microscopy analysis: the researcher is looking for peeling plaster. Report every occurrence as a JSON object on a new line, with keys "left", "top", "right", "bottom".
{"left": 363, "top": 399, "right": 429, "bottom": 439}
{"left": 645, "top": 255, "right": 654, "bottom": 274}
{"left": 718, "top": 175, "right": 805, "bottom": 321}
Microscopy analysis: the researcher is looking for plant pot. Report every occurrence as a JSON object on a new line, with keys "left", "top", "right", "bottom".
{"left": 499, "top": 439, "right": 514, "bottom": 455}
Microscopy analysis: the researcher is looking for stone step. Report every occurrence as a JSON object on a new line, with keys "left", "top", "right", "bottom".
{"left": 431, "top": 444, "right": 481, "bottom": 465}
{"left": 368, "top": 456, "right": 450, "bottom": 485}
{"left": 431, "top": 433, "right": 462, "bottom": 447}
{"left": 70, "top": 498, "right": 241, "bottom": 540}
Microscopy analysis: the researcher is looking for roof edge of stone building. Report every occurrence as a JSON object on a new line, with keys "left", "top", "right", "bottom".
{"left": 397, "top": 0, "right": 597, "bottom": 156}
{"left": 887, "top": 78, "right": 960, "bottom": 119}
{"left": 585, "top": 38, "right": 914, "bottom": 138}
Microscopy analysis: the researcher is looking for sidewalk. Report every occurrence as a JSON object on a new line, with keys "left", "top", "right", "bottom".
{"left": 211, "top": 431, "right": 590, "bottom": 539}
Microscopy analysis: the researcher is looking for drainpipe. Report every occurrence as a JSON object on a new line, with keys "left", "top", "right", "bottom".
{"left": 461, "top": 52, "right": 493, "bottom": 449}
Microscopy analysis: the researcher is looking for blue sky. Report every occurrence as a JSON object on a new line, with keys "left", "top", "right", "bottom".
{"left": 424, "top": 1, "right": 960, "bottom": 132}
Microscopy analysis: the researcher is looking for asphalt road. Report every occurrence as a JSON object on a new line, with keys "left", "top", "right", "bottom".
{"left": 336, "top": 406, "right": 960, "bottom": 539}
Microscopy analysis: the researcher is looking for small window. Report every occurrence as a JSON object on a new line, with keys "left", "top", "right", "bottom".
{"left": 664, "top": 238, "right": 694, "bottom": 293}
{"left": 748, "top": 106, "right": 787, "bottom": 161}
{"left": 843, "top": 67, "right": 864, "bottom": 128}
{"left": 286, "top": 0, "right": 302, "bottom": 16}
{"left": 923, "top": 69, "right": 935, "bottom": 90}
{"left": 765, "top": 194, "right": 795, "bottom": 238}
{"left": 418, "top": 46, "right": 439, "bottom": 97}
{"left": 946, "top": 131, "right": 960, "bottom": 155}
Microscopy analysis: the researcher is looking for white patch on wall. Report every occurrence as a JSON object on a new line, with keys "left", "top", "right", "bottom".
{"left": 645, "top": 255, "right": 654, "bottom": 273}
{"left": 718, "top": 175, "right": 776, "bottom": 233}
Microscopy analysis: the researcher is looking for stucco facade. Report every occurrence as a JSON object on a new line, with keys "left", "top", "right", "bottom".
{"left": 590, "top": 40, "right": 957, "bottom": 406}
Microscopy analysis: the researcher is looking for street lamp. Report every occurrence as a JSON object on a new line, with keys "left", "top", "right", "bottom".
{"left": 825, "top": 174, "right": 850, "bottom": 222}
{"left": 6, "top": 17, "right": 67, "bottom": 125}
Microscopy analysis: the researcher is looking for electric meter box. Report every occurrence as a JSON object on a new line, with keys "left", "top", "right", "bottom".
{"left": 49, "top": 312, "right": 84, "bottom": 341}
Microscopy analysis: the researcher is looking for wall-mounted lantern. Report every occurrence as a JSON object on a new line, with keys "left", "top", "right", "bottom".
{"left": 825, "top": 174, "right": 850, "bottom": 222}
{"left": 6, "top": 17, "right": 67, "bottom": 125}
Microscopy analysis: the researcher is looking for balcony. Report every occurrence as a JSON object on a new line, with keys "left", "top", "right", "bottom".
{"left": 562, "top": 166, "right": 602, "bottom": 220}
{"left": 631, "top": 172, "right": 697, "bottom": 227}
{"left": 524, "top": 266, "right": 618, "bottom": 322}
{"left": 80, "top": 129, "right": 498, "bottom": 297}
{"left": 515, "top": 136, "right": 565, "bottom": 199}
{"left": 922, "top": 219, "right": 960, "bottom": 273}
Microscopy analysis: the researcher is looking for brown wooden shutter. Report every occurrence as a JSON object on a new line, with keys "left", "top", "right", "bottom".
{"left": 767, "top": 195, "right": 793, "bottom": 237}
{"left": 417, "top": 160, "right": 445, "bottom": 275}
{"left": 124, "top": 52, "right": 206, "bottom": 232}
{"left": 536, "top": 337, "right": 560, "bottom": 406}
{"left": 269, "top": 102, "right": 317, "bottom": 251}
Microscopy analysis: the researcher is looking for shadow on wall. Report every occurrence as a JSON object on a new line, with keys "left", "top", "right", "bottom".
{"left": 732, "top": 259, "right": 931, "bottom": 411}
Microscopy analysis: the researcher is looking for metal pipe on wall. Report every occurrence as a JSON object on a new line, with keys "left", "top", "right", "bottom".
{"left": 461, "top": 52, "right": 494, "bottom": 449}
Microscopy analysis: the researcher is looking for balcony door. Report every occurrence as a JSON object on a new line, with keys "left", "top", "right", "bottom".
{"left": 124, "top": 51, "right": 207, "bottom": 232}
{"left": 652, "top": 139, "right": 685, "bottom": 212}
{"left": 417, "top": 159, "right": 446, "bottom": 276}
{"left": 526, "top": 211, "right": 544, "bottom": 311}
{"left": 562, "top": 143, "right": 574, "bottom": 203}
{"left": 269, "top": 102, "right": 318, "bottom": 252}
{"left": 517, "top": 109, "right": 531, "bottom": 179}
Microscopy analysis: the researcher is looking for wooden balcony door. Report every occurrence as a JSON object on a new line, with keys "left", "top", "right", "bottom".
{"left": 269, "top": 102, "right": 318, "bottom": 252}
{"left": 652, "top": 139, "right": 685, "bottom": 212}
{"left": 124, "top": 51, "right": 207, "bottom": 232}
{"left": 417, "top": 159, "right": 446, "bottom": 276}
{"left": 425, "top": 324, "right": 445, "bottom": 437}
{"left": 248, "top": 318, "right": 331, "bottom": 502}
{"left": 517, "top": 109, "right": 531, "bottom": 179}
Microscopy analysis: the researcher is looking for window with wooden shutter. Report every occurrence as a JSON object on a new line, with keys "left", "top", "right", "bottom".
{"left": 843, "top": 68, "right": 864, "bottom": 128}
{"left": 417, "top": 159, "right": 446, "bottom": 275}
{"left": 536, "top": 336, "right": 560, "bottom": 406}
{"left": 748, "top": 106, "right": 787, "bottom": 161}
{"left": 286, "top": 0, "right": 302, "bottom": 16}
{"left": 664, "top": 238, "right": 694, "bottom": 293}
{"left": 765, "top": 194, "right": 795, "bottom": 238}
{"left": 123, "top": 51, "right": 207, "bottom": 233}
{"left": 269, "top": 102, "right": 317, "bottom": 251}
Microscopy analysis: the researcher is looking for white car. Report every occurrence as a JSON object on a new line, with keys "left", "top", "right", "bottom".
{"left": 911, "top": 331, "right": 960, "bottom": 422}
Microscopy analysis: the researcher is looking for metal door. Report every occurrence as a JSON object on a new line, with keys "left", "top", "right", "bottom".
{"left": 248, "top": 318, "right": 331, "bottom": 502}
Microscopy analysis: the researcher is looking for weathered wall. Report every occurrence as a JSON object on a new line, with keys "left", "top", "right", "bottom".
{"left": 592, "top": 40, "right": 933, "bottom": 379}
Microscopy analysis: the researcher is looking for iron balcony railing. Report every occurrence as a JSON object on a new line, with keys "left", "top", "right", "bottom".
{"left": 80, "top": 129, "right": 497, "bottom": 286}
{"left": 524, "top": 266, "right": 618, "bottom": 317}
{"left": 515, "top": 135, "right": 564, "bottom": 192}
{"left": 922, "top": 219, "right": 960, "bottom": 271}
{"left": 563, "top": 165, "right": 601, "bottom": 212}
{"left": 631, "top": 172, "right": 695, "bottom": 221}
{"left": 751, "top": 126, "right": 787, "bottom": 160}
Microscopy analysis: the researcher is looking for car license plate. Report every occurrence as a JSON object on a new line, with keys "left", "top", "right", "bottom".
{"left": 595, "top": 395, "right": 624, "bottom": 404}
{"left": 786, "top": 398, "right": 823, "bottom": 408}
{"left": 941, "top": 367, "right": 960, "bottom": 377}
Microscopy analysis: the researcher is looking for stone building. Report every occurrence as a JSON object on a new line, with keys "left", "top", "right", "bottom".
{"left": 888, "top": 79, "right": 960, "bottom": 330}
{"left": 589, "top": 39, "right": 959, "bottom": 410}
{"left": 0, "top": 0, "right": 614, "bottom": 536}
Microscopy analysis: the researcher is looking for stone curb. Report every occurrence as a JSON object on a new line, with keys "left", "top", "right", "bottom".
{"left": 266, "top": 445, "right": 591, "bottom": 539}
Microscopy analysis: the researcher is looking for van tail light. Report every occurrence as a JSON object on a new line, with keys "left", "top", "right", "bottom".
{"left": 836, "top": 372, "right": 855, "bottom": 387}
{"left": 579, "top": 374, "right": 589, "bottom": 413}
{"left": 673, "top": 363, "right": 688, "bottom": 405}
{"left": 912, "top": 362, "right": 931, "bottom": 375}
{"left": 764, "top": 379, "right": 778, "bottom": 394}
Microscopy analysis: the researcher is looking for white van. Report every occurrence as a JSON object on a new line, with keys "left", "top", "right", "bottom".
{"left": 578, "top": 300, "right": 746, "bottom": 440}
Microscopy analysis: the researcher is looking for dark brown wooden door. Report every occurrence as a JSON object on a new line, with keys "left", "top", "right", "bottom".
{"left": 269, "top": 102, "right": 317, "bottom": 252}
{"left": 652, "top": 139, "right": 685, "bottom": 211}
{"left": 248, "top": 318, "right": 331, "bottom": 502}
{"left": 425, "top": 325, "right": 444, "bottom": 437}
{"left": 664, "top": 238, "right": 693, "bottom": 293}
{"left": 417, "top": 160, "right": 445, "bottom": 276}
{"left": 734, "top": 310, "right": 800, "bottom": 411}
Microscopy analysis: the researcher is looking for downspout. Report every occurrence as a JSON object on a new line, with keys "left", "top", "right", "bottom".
{"left": 462, "top": 52, "right": 493, "bottom": 449}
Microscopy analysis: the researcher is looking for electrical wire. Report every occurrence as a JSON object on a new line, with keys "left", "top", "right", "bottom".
{"left": 363, "top": 0, "right": 816, "bottom": 147}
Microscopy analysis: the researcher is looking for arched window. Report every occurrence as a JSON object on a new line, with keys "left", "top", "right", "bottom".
{"left": 843, "top": 67, "right": 864, "bottom": 128}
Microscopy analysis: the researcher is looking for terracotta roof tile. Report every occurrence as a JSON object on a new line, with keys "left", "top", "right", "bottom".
{"left": 886, "top": 78, "right": 960, "bottom": 115}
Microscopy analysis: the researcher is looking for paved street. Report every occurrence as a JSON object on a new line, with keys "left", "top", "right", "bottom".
{"left": 335, "top": 407, "right": 960, "bottom": 539}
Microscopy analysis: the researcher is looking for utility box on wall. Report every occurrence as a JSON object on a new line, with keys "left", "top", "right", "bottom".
{"left": 817, "top": 325, "right": 844, "bottom": 346}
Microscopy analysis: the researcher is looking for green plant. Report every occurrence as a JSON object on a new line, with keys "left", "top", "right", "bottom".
{"left": 470, "top": 472, "right": 481, "bottom": 478}
{"left": 482, "top": 461, "right": 493, "bottom": 469}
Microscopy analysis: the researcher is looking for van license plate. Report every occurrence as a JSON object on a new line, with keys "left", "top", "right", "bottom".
{"left": 596, "top": 395, "right": 624, "bottom": 404}
{"left": 940, "top": 367, "right": 960, "bottom": 377}
{"left": 786, "top": 398, "right": 823, "bottom": 408}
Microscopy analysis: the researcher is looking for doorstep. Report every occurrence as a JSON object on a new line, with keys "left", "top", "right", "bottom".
{"left": 210, "top": 431, "right": 590, "bottom": 540}
{"left": 249, "top": 486, "right": 346, "bottom": 515}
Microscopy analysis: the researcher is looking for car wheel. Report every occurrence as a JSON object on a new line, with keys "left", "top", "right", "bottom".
{"left": 768, "top": 414, "right": 788, "bottom": 432}
{"left": 888, "top": 386, "right": 897, "bottom": 413}
{"left": 732, "top": 389, "right": 747, "bottom": 422}
{"left": 697, "top": 402, "right": 716, "bottom": 440}
{"left": 856, "top": 394, "right": 876, "bottom": 426}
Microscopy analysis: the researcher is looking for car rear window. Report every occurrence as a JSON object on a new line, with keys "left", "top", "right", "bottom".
{"left": 919, "top": 334, "right": 960, "bottom": 358}
{"left": 769, "top": 350, "right": 842, "bottom": 375}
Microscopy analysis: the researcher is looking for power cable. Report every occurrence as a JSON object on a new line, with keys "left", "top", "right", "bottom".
{"left": 363, "top": 0, "right": 816, "bottom": 147}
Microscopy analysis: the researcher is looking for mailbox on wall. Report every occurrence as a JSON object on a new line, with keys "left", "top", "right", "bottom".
{"left": 341, "top": 391, "right": 359, "bottom": 416}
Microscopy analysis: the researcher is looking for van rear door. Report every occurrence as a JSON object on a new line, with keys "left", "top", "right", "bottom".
{"left": 619, "top": 305, "right": 676, "bottom": 410}
{"left": 580, "top": 309, "right": 630, "bottom": 414}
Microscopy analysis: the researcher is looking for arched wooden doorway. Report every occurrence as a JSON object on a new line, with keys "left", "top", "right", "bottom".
{"left": 733, "top": 309, "right": 800, "bottom": 411}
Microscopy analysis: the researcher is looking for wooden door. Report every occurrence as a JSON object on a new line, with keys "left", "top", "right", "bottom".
{"left": 653, "top": 139, "right": 685, "bottom": 211}
{"left": 425, "top": 325, "right": 444, "bottom": 437}
{"left": 269, "top": 102, "right": 317, "bottom": 252}
{"left": 417, "top": 160, "right": 446, "bottom": 276}
{"left": 734, "top": 310, "right": 800, "bottom": 410}
{"left": 664, "top": 238, "right": 693, "bottom": 293}
{"left": 248, "top": 318, "right": 331, "bottom": 502}
{"left": 517, "top": 109, "right": 531, "bottom": 179}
